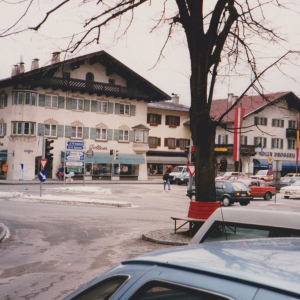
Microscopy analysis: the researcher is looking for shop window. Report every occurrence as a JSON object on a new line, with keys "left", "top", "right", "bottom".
{"left": 11, "top": 121, "right": 35, "bottom": 136}
{"left": 254, "top": 117, "right": 267, "bottom": 126}
{"left": 72, "top": 99, "right": 84, "bottom": 111}
{"left": 147, "top": 113, "right": 161, "bottom": 125}
{"left": 271, "top": 138, "right": 283, "bottom": 149}
{"left": 97, "top": 100, "right": 108, "bottom": 113}
{"left": 119, "top": 130, "right": 129, "bottom": 141}
{"left": 135, "top": 130, "right": 148, "bottom": 143}
{"left": 120, "top": 103, "right": 130, "bottom": 116}
{"left": 45, "top": 95, "right": 58, "bottom": 108}
{"left": 45, "top": 124, "right": 57, "bottom": 137}
{"left": 165, "top": 115, "right": 180, "bottom": 127}
{"left": 71, "top": 126, "right": 83, "bottom": 138}
{"left": 96, "top": 128, "right": 107, "bottom": 140}
{"left": 272, "top": 119, "right": 284, "bottom": 128}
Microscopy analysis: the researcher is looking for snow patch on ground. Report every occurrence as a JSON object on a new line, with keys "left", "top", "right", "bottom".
{"left": 46, "top": 186, "right": 112, "bottom": 194}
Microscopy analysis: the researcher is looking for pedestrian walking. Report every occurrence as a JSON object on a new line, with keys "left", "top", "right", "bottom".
{"left": 163, "top": 171, "right": 171, "bottom": 191}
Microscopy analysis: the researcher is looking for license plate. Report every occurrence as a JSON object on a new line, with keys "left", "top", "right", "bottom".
{"left": 241, "top": 194, "right": 246, "bottom": 196}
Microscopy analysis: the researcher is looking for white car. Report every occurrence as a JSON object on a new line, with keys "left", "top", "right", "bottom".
{"left": 189, "top": 207, "right": 300, "bottom": 244}
{"left": 280, "top": 180, "right": 300, "bottom": 198}
{"left": 169, "top": 165, "right": 188, "bottom": 183}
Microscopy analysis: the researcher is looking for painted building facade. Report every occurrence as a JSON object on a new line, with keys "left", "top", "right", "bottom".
{"left": 0, "top": 51, "right": 170, "bottom": 181}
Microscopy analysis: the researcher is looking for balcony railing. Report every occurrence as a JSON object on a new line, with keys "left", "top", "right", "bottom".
{"left": 286, "top": 128, "right": 297, "bottom": 139}
{"left": 29, "top": 77, "right": 149, "bottom": 100}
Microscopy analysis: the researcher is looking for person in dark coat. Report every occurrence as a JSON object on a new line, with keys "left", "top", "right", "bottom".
{"left": 163, "top": 171, "right": 171, "bottom": 191}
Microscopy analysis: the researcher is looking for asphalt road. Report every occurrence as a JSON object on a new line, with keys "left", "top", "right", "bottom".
{"left": 0, "top": 183, "right": 299, "bottom": 299}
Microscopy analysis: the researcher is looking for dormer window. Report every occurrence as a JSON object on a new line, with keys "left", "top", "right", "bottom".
{"left": 108, "top": 79, "right": 115, "bottom": 85}
{"left": 86, "top": 72, "right": 94, "bottom": 82}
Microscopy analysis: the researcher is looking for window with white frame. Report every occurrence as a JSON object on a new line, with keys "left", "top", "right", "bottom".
{"left": 254, "top": 117, "right": 267, "bottom": 126}
{"left": 288, "top": 139, "right": 296, "bottom": 150}
{"left": 217, "top": 135, "right": 228, "bottom": 144}
{"left": 165, "top": 138, "right": 176, "bottom": 148}
{"left": 45, "top": 124, "right": 57, "bottom": 137}
{"left": 96, "top": 128, "right": 107, "bottom": 140}
{"left": 11, "top": 121, "right": 35, "bottom": 136}
{"left": 254, "top": 137, "right": 267, "bottom": 148}
{"left": 71, "top": 126, "right": 83, "bottom": 138}
{"left": 288, "top": 120, "right": 296, "bottom": 129}
{"left": 0, "top": 95, "right": 6, "bottom": 108}
{"left": 135, "top": 130, "right": 148, "bottom": 143}
{"left": 120, "top": 103, "right": 130, "bottom": 116}
{"left": 179, "top": 139, "right": 189, "bottom": 148}
{"left": 0, "top": 124, "right": 5, "bottom": 136}
{"left": 12, "top": 91, "right": 36, "bottom": 105}
{"left": 149, "top": 137, "right": 160, "bottom": 147}
{"left": 97, "top": 100, "right": 108, "bottom": 113}
{"left": 45, "top": 95, "right": 58, "bottom": 108}
{"left": 241, "top": 136, "right": 248, "bottom": 145}
{"left": 72, "top": 99, "right": 84, "bottom": 111}
{"left": 119, "top": 130, "right": 129, "bottom": 141}
{"left": 18, "top": 92, "right": 24, "bottom": 105}
{"left": 272, "top": 119, "right": 284, "bottom": 128}
{"left": 271, "top": 138, "right": 283, "bottom": 149}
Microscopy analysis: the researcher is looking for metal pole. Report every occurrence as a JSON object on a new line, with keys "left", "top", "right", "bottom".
{"left": 40, "top": 136, "right": 45, "bottom": 197}
{"left": 64, "top": 141, "right": 66, "bottom": 186}
{"left": 83, "top": 152, "right": 85, "bottom": 186}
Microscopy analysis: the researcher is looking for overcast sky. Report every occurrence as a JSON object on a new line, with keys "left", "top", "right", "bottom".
{"left": 1, "top": 0, "right": 300, "bottom": 107}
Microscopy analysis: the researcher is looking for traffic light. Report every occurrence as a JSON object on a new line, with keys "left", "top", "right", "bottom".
{"left": 45, "top": 139, "right": 54, "bottom": 159}
{"left": 184, "top": 146, "right": 190, "bottom": 155}
{"left": 110, "top": 149, "right": 114, "bottom": 155}
{"left": 115, "top": 150, "right": 119, "bottom": 160}
{"left": 191, "top": 146, "right": 195, "bottom": 165}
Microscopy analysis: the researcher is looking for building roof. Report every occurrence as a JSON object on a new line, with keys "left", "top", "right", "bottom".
{"left": 147, "top": 101, "right": 190, "bottom": 112}
{"left": 211, "top": 91, "right": 300, "bottom": 123}
{"left": 0, "top": 50, "right": 171, "bottom": 103}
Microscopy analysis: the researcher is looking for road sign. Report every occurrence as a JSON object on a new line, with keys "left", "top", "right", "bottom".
{"left": 66, "top": 161, "right": 84, "bottom": 167}
{"left": 187, "top": 164, "right": 195, "bottom": 177}
{"left": 66, "top": 141, "right": 85, "bottom": 150}
{"left": 68, "top": 167, "right": 82, "bottom": 172}
{"left": 268, "top": 168, "right": 273, "bottom": 175}
{"left": 38, "top": 170, "right": 47, "bottom": 182}
{"left": 66, "top": 151, "right": 84, "bottom": 161}
{"left": 267, "top": 156, "right": 273, "bottom": 163}
{"left": 40, "top": 159, "right": 48, "bottom": 170}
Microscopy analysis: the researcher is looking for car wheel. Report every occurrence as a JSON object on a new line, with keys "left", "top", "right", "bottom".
{"left": 240, "top": 201, "right": 249, "bottom": 206}
{"left": 264, "top": 192, "right": 272, "bottom": 201}
{"left": 284, "top": 196, "right": 290, "bottom": 199}
{"left": 222, "top": 197, "right": 231, "bottom": 207}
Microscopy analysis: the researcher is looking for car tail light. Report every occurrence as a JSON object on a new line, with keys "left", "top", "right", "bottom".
{"left": 235, "top": 192, "right": 240, "bottom": 196}
{"left": 247, "top": 192, "right": 251, "bottom": 196}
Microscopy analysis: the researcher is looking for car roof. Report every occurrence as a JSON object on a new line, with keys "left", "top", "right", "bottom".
{"left": 123, "top": 238, "right": 300, "bottom": 296}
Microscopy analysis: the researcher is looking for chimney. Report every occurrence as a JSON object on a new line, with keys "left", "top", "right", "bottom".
{"left": 11, "top": 65, "right": 18, "bottom": 77}
{"left": 171, "top": 93, "right": 180, "bottom": 104}
{"left": 52, "top": 52, "right": 60, "bottom": 64}
{"left": 232, "top": 95, "right": 238, "bottom": 104}
{"left": 31, "top": 58, "right": 39, "bottom": 70}
{"left": 228, "top": 93, "right": 233, "bottom": 103}
{"left": 19, "top": 62, "right": 25, "bottom": 73}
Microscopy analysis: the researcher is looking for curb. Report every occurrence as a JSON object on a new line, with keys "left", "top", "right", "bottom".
{"left": 142, "top": 229, "right": 191, "bottom": 246}
{"left": 0, "top": 223, "right": 8, "bottom": 242}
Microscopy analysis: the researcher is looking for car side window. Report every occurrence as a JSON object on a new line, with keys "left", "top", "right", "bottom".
{"left": 71, "top": 275, "right": 128, "bottom": 300}
{"left": 129, "top": 280, "right": 229, "bottom": 300}
{"left": 260, "top": 182, "right": 267, "bottom": 187}
{"left": 216, "top": 182, "right": 223, "bottom": 189}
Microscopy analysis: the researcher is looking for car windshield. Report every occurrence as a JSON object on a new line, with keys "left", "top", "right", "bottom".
{"left": 256, "top": 170, "right": 268, "bottom": 175}
{"left": 231, "top": 182, "right": 248, "bottom": 191}
{"left": 173, "top": 167, "right": 183, "bottom": 172}
{"left": 222, "top": 172, "right": 233, "bottom": 177}
{"left": 281, "top": 178, "right": 292, "bottom": 183}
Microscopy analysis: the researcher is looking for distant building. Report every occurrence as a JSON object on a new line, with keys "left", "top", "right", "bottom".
{"left": 0, "top": 51, "right": 170, "bottom": 180}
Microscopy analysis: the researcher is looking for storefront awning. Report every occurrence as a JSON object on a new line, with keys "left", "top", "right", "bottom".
{"left": 253, "top": 159, "right": 269, "bottom": 168}
{"left": 0, "top": 150, "right": 7, "bottom": 161}
{"left": 282, "top": 161, "right": 300, "bottom": 169}
{"left": 147, "top": 156, "right": 188, "bottom": 164}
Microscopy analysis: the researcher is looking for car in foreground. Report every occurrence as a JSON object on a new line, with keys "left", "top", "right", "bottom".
{"left": 238, "top": 179, "right": 275, "bottom": 200}
{"left": 250, "top": 169, "right": 273, "bottom": 183}
{"left": 190, "top": 207, "right": 300, "bottom": 244}
{"left": 280, "top": 180, "right": 300, "bottom": 198}
{"left": 186, "top": 180, "right": 252, "bottom": 206}
{"left": 63, "top": 238, "right": 300, "bottom": 300}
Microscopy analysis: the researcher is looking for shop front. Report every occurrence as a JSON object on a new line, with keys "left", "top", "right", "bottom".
{"left": 0, "top": 150, "right": 7, "bottom": 179}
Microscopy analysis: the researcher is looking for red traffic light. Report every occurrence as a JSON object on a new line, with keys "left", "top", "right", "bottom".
{"left": 110, "top": 149, "right": 114, "bottom": 155}
{"left": 191, "top": 146, "right": 195, "bottom": 152}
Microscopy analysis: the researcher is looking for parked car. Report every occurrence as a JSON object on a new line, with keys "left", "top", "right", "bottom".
{"left": 215, "top": 171, "right": 246, "bottom": 180}
{"left": 186, "top": 180, "right": 252, "bottom": 206}
{"left": 169, "top": 165, "right": 188, "bottom": 184}
{"left": 63, "top": 238, "right": 300, "bottom": 300}
{"left": 176, "top": 173, "right": 195, "bottom": 185}
{"left": 189, "top": 207, "right": 300, "bottom": 244}
{"left": 250, "top": 169, "right": 273, "bottom": 183}
{"left": 276, "top": 176, "right": 300, "bottom": 190}
{"left": 238, "top": 179, "right": 275, "bottom": 200}
{"left": 280, "top": 180, "right": 300, "bottom": 198}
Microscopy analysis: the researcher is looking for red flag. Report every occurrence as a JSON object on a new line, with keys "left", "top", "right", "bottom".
{"left": 233, "top": 107, "right": 246, "bottom": 162}
{"left": 296, "top": 112, "right": 299, "bottom": 166}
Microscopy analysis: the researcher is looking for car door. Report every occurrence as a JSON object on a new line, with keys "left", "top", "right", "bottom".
{"left": 215, "top": 181, "right": 225, "bottom": 200}
{"left": 249, "top": 180, "right": 260, "bottom": 197}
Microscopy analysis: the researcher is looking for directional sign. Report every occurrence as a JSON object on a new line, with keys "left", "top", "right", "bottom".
{"left": 68, "top": 167, "right": 82, "bottom": 172}
{"left": 66, "top": 161, "right": 84, "bottom": 167}
{"left": 187, "top": 164, "right": 195, "bottom": 177}
{"left": 66, "top": 141, "right": 85, "bottom": 150}
{"left": 38, "top": 170, "right": 47, "bottom": 182}
{"left": 66, "top": 151, "right": 84, "bottom": 161}
{"left": 40, "top": 159, "right": 48, "bottom": 170}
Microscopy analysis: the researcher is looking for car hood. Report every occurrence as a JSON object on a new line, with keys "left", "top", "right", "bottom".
{"left": 281, "top": 185, "right": 300, "bottom": 191}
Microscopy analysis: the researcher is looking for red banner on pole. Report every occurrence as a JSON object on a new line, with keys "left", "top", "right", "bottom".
{"left": 233, "top": 107, "right": 245, "bottom": 162}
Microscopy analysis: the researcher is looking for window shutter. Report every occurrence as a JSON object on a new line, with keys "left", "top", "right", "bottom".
{"left": 281, "top": 120, "right": 284, "bottom": 128}
{"left": 12, "top": 92, "right": 17, "bottom": 105}
{"left": 115, "top": 103, "right": 120, "bottom": 115}
{"left": 90, "top": 128, "right": 96, "bottom": 139}
{"left": 244, "top": 136, "right": 248, "bottom": 145}
{"left": 130, "top": 105, "right": 136, "bottom": 116}
{"left": 147, "top": 113, "right": 150, "bottom": 124}
{"left": 158, "top": 114, "right": 162, "bottom": 125}
{"left": 57, "top": 125, "right": 64, "bottom": 137}
{"left": 218, "top": 135, "right": 221, "bottom": 144}
{"left": 108, "top": 102, "right": 114, "bottom": 114}
{"left": 188, "top": 139, "right": 190, "bottom": 146}
{"left": 83, "top": 127, "right": 89, "bottom": 139}
{"left": 65, "top": 126, "right": 72, "bottom": 138}
{"left": 263, "top": 138, "right": 267, "bottom": 148}
{"left": 3, "top": 123, "right": 6, "bottom": 136}
{"left": 158, "top": 138, "right": 161, "bottom": 146}
{"left": 280, "top": 139, "right": 283, "bottom": 149}
{"left": 176, "top": 139, "right": 180, "bottom": 147}
{"left": 272, "top": 119, "right": 275, "bottom": 127}
{"left": 271, "top": 139, "right": 274, "bottom": 149}
{"left": 164, "top": 138, "right": 168, "bottom": 147}
{"left": 91, "top": 100, "right": 97, "bottom": 112}
{"left": 38, "top": 123, "right": 45, "bottom": 136}
{"left": 264, "top": 118, "right": 267, "bottom": 126}
{"left": 107, "top": 129, "right": 113, "bottom": 140}
{"left": 176, "top": 116, "right": 180, "bottom": 126}
{"left": 4, "top": 94, "right": 7, "bottom": 107}
{"left": 66, "top": 97, "right": 72, "bottom": 110}
{"left": 225, "top": 135, "right": 228, "bottom": 144}
{"left": 84, "top": 100, "right": 90, "bottom": 112}
{"left": 58, "top": 96, "right": 65, "bottom": 109}
{"left": 39, "top": 94, "right": 45, "bottom": 107}
{"left": 129, "top": 130, "right": 135, "bottom": 142}
{"left": 254, "top": 117, "right": 258, "bottom": 125}
{"left": 114, "top": 129, "right": 119, "bottom": 141}
{"left": 165, "top": 116, "right": 170, "bottom": 125}
{"left": 288, "top": 120, "right": 292, "bottom": 128}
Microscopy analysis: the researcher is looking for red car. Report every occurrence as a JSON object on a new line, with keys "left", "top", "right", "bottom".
{"left": 250, "top": 170, "right": 273, "bottom": 183}
{"left": 239, "top": 179, "right": 275, "bottom": 200}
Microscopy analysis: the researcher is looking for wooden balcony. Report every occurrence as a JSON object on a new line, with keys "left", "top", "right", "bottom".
{"left": 286, "top": 128, "right": 297, "bottom": 138}
{"left": 27, "top": 77, "right": 150, "bottom": 101}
